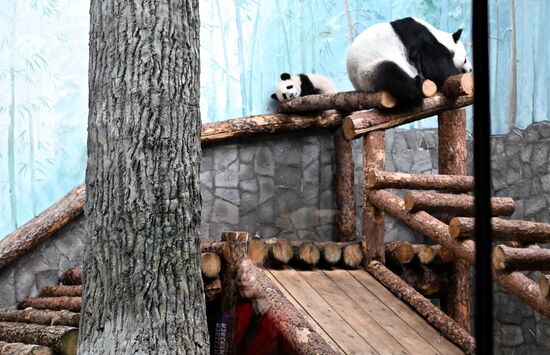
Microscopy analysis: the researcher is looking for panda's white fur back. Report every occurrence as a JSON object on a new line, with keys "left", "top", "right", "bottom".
{"left": 346, "top": 22, "right": 418, "bottom": 92}
{"left": 304, "top": 74, "right": 337, "bottom": 94}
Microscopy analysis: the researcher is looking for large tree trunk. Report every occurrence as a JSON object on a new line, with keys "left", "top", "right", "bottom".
{"left": 79, "top": 1, "right": 209, "bottom": 354}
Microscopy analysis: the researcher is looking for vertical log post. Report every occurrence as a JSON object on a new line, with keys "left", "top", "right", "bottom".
{"left": 214, "top": 231, "right": 250, "bottom": 355}
{"left": 334, "top": 127, "right": 356, "bottom": 241}
{"left": 438, "top": 108, "right": 471, "bottom": 332}
{"left": 362, "top": 131, "right": 385, "bottom": 263}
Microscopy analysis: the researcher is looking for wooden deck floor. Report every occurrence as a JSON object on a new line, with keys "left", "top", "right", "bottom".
{"left": 266, "top": 268, "right": 463, "bottom": 355}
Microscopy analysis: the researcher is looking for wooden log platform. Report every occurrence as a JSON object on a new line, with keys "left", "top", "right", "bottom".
{"left": 277, "top": 90, "right": 396, "bottom": 113}
{"left": 0, "top": 322, "right": 77, "bottom": 355}
{"left": 404, "top": 191, "right": 515, "bottom": 217}
{"left": 449, "top": 217, "right": 550, "bottom": 243}
{"left": 201, "top": 112, "right": 342, "bottom": 144}
{"left": 0, "top": 340, "right": 53, "bottom": 355}
{"left": 366, "top": 171, "right": 474, "bottom": 192}
{"left": 266, "top": 266, "right": 464, "bottom": 354}
{"left": 342, "top": 93, "right": 473, "bottom": 140}
{"left": 0, "top": 309, "right": 79, "bottom": 327}
{"left": 265, "top": 238, "right": 293, "bottom": 265}
{"left": 492, "top": 245, "right": 550, "bottom": 271}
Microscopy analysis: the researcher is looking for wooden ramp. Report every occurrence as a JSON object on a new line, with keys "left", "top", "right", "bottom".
{"left": 266, "top": 267, "right": 463, "bottom": 355}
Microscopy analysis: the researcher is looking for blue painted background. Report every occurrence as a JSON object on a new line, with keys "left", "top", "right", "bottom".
{"left": 0, "top": 0, "right": 548, "bottom": 237}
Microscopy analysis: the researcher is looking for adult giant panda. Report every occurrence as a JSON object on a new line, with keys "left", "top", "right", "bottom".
{"left": 271, "top": 73, "right": 337, "bottom": 102}
{"left": 347, "top": 17, "right": 472, "bottom": 105}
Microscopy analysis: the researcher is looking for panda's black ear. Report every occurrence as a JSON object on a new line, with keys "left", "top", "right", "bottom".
{"left": 452, "top": 29, "right": 463, "bottom": 43}
{"left": 280, "top": 73, "right": 291, "bottom": 80}
{"left": 271, "top": 93, "right": 277, "bottom": 100}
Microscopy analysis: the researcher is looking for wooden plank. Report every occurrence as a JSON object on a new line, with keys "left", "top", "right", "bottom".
{"left": 349, "top": 269, "right": 463, "bottom": 355}
{"left": 297, "top": 270, "right": 409, "bottom": 355}
{"left": 322, "top": 269, "right": 436, "bottom": 354}
{"left": 269, "top": 268, "right": 378, "bottom": 355}
{"left": 265, "top": 270, "right": 344, "bottom": 354}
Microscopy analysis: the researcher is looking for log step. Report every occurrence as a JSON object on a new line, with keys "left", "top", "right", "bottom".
{"left": 17, "top": 298, "right": 81, "bottom": 313}
{"left": 449, "top": 217, "right": 550, "bottom": 243}
{"left": 0, "top": 340, "right": 53, "bottom": 355}
{"left": 404, "top": 191, "right": 515, "bottom": 217}
{"left": 60, "top": 269, "right": 81, "bottom": 286}
{"left": 0, "top": 309, "right": 79, "bottom": 327}
{"left": 0, "top": 322, "right": 77, "bottom": 355}
{"left": 366, "top": 171, "right": 473, "bottom": 193}
{"left": 39, "top": 286, "right": 81, "bottom": 298}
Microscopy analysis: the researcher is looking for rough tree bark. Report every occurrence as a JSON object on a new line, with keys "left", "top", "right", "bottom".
{"left": 79, "top": 1, "right": 209, "bottom": 354}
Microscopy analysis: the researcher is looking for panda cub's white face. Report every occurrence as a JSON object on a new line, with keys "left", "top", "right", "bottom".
{"left": 272, "top": 73, "right": 301, "bottom": 102}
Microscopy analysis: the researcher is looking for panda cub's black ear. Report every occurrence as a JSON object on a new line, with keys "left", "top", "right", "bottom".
{"left": 280, "top": 73, "right": 291, "bottom": 80}
{"left": 452, "top": 29, "right": 463, "bottom": 43}
{"left": 271, "top": 93, "right": 277, "bottom": 100}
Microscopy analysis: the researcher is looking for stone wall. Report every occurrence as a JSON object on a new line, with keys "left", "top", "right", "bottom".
{"left": 0, "top": 216, "right": 86, "bottom": 307}
{"left": 1, "top": 122, "right": 550, "bottom": 354}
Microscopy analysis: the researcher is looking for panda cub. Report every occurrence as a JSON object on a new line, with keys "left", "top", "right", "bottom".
{"left": 347, "top": 17, "right": 472, "bottom": 105}
{"left": 271, "top": 73, "right": 337, "bottom": 102}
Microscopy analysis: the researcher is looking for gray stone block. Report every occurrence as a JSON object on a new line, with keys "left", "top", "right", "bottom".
{"left": 254, "top": 146, "right": 275, "bottom": 176}
{"left": 211, "top": 199, "right": 239, "bottom": 224}
{"left": 273, "top": 139, "right": 302, "bottom": 166}
{"left": 411, "top": 149, "right": 432, "bottom": 173}
{"left": 302, "top": 144, "right": 320, "bottom": 167}
{"left": 35, "top": 270, "right": 60, "bottom": 291}
{"left": 274, "top": 165, "right": 302, "bottom": 188}
{"left": 240, "top": 191, "right": 258, "bottom": 215}
{"left": 239, "top": 178, "right": 258, "bottom": 193}
{"left": 214, "top": 160, "right": 239, "bottom": 188}
{"left": 289, "top": 207, "right": 318, "bottom": 230}
{"left": 238, "top": 162, "right": 255, "bottom": 181}
{"left": 500, "top": 325, "right": 524, "bottom": 347}
{"left": 240, "top": 147, "right": 255, "bottom": 163}
{"left": 525, "top": 196, "right": 547, "bottom": 216}
{"left": 215, "top": 188, "right": 240, "bottom": 205}
{"left": 258, "top": 176, "right": 274, "bottom": 204}
{"left": 214, "top": 144, "right": 238, "bottom": 170}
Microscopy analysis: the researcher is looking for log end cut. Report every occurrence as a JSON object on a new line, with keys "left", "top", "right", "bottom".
{"left": 248, "top": 239, "right": 268, "bottom": 266}
{"left": 422, "top": 80, "right": 437, "bottom": 98}
{"left": 448, "top": 218, "right": 464, "bottom": 239}
{"left": 57, "top": 328, "right": 78, "bottom": 355}
{"left": 201, "top": 252, "right": 222, "bottom": 279}
{"left": 298, "top": 242, "right": 321, "bottom": 265}
{"left": 342, "top": 116, "right": 357, "bottom": 140}
{"left": 492, "top": 245, "right": 507, "bottom": 271}
{"left": 271, "top": 239, "right": 293, "bottom": 264}
{"left": 343, "top": 244, "right": 363, "bottom": 268}
{"left": 379, "top": 91, "right": 397, "bottom": 109}
{"left": 540, "top": 274, "right": 550, "bottom": 298}
{"left": 321, "top": 243, "right": 342, "bottom": 265}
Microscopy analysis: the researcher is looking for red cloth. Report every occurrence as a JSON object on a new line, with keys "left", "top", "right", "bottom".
{"left": 234, "top": 301, "right": 296, "bottom": 355}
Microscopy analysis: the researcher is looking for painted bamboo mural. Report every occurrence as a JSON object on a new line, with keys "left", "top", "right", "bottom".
{"left": 0, "top": 0, "right": 549, "bottom": 238}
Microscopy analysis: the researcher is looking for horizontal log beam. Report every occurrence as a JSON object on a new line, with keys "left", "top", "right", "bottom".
{"left": 404, "top": 191, "right": 515, "bottom": 216}
{"left": 492, "top": 245, "right": 550, "bottom": 271}
{"left": 494, "top": 271, "right": 550, "bottom": 318}
{"left": 449, "top": 217, "right": 550, "bottom": 243}
{"left": 238, "top": 260, "right": 337, "bottom": 355}
{"left": 278, "top": 91, "right": 396, "bottom": 113}
{"left": 0, "top": 186, "right": 85, "bottom": 272}
{"left": 366, "top": 171, "right": 473, "bottom": 192}
{"left": 366, "top": 261, "right": 475, "bottom": 354}
{"left": 0, "top": 309, "right": 79, "bottom": 327}
{"left": 17, "top": 297, "right": 81, "bottom": 313}
{"left": 342, "top": 93, "right": 473, "bottom": 140}
{"left": 201, "top": 112, "right": 342, "bottom": 144}
{"left": 39, "top": 286, "right": 81, "bottom": 298}
{"left": 0, "top": 322, "right": 77, "bottom": 355}
{"left": 0, "top": 340, "right": 52, "bottom": 355}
